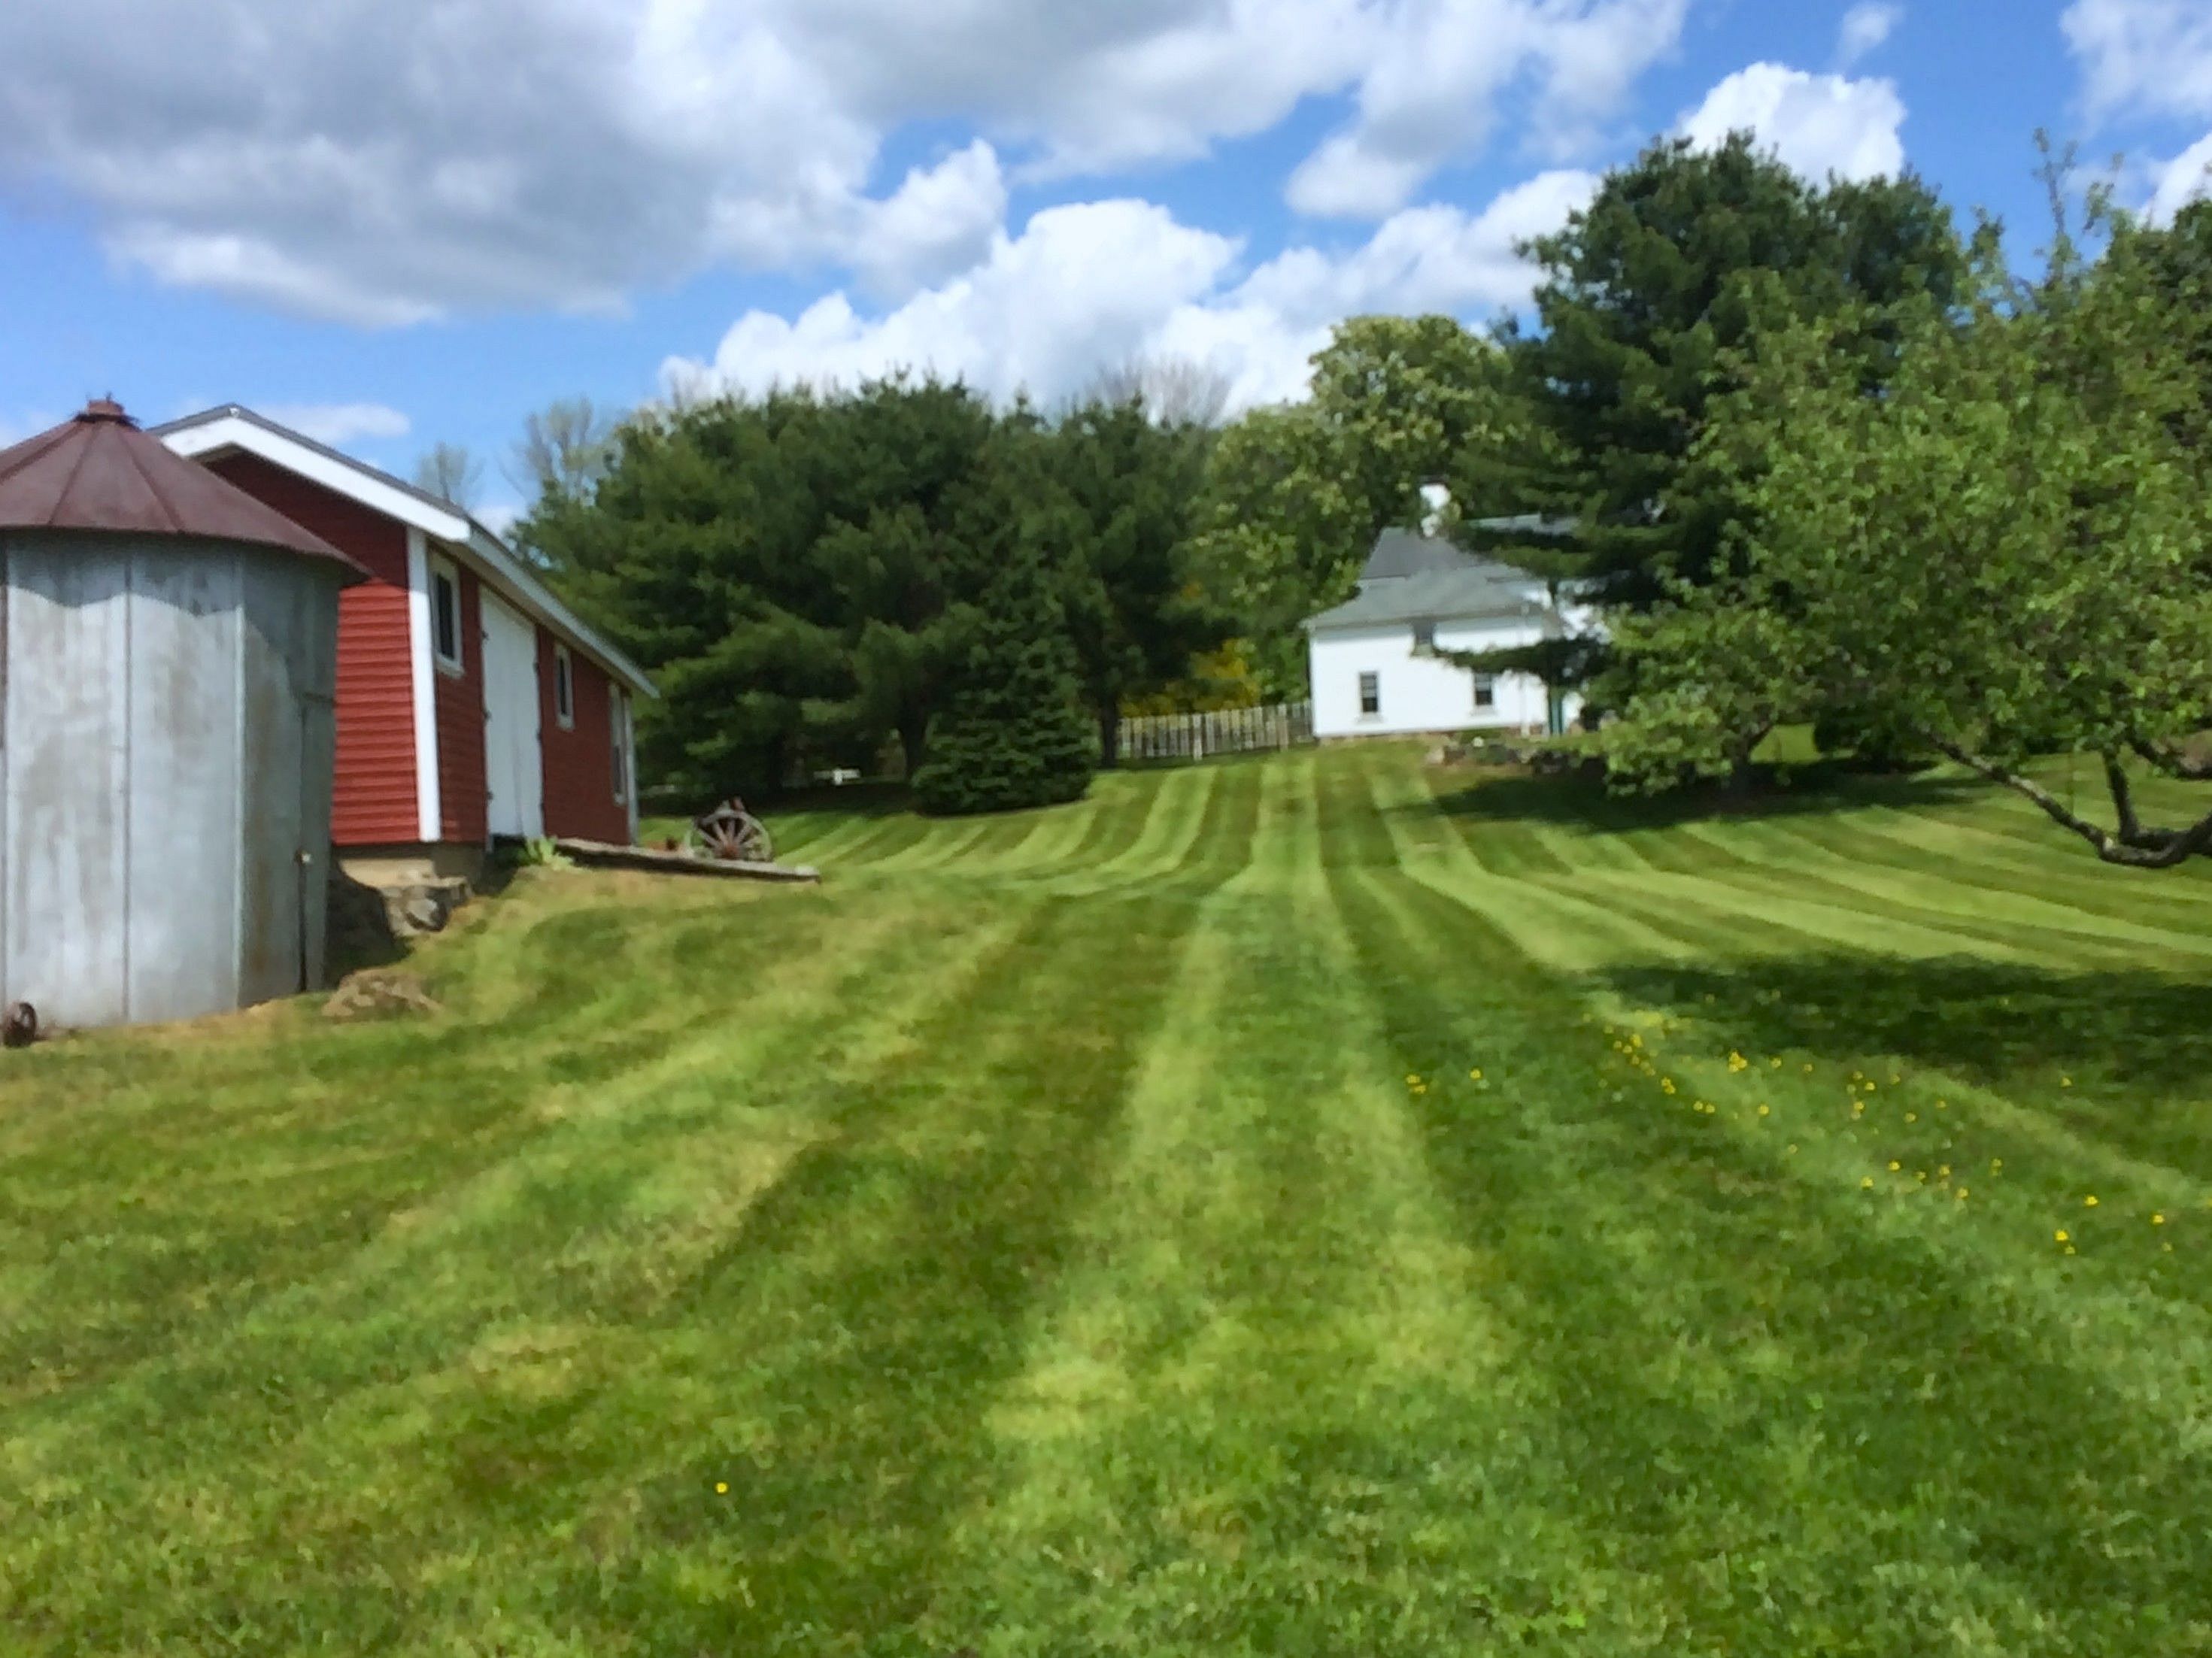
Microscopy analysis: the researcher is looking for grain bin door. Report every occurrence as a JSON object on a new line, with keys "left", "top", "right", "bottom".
{"left": 481, "top": 590, "right": 544, "bottom": 840}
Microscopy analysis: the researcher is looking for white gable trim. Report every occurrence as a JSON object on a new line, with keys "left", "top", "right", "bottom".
{"left": 405, "top": 527, "right": 444, "bottom": 844}
{"left": 163, "top": 414, "right": 474, "bottom": 544}
{"left": 158, "top": 407, "right": 657, "bottom": 700}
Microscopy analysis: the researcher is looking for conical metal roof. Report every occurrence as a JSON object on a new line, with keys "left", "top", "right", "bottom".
{"left": 0, "top": 399, "right": 365, "bottom": 577}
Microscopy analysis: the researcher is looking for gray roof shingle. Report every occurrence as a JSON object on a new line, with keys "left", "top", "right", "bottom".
{"left": 1305, "top": 525, "right": 1557, "bottom": 632}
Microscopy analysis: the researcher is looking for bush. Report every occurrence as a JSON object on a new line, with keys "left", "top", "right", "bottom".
{"left": 912, "top": 550, "right": 1094, "bottom": 816}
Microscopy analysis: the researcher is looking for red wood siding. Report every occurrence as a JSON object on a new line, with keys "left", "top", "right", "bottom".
{"left": 205, "top": 453, "right": 417, "bottom": 846}
{"left": 537, "top": 626, "right": 631, "bottom": 843}
{"left": 436, "top": 567, "right": 487, "bottom": 844}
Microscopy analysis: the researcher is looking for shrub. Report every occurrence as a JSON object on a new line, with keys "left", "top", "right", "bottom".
{"left": 912, "top": 550, "right": 1094, "bottom": 816}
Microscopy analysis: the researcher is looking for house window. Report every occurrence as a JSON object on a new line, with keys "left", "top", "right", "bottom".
{"left": 1358, "top": 671, "right": 1381, "bottom": 717}
{"left": 554, "top": 644, "right": 575, "bottom": 729}
{"left": 429, "top": 555, "right": 463, "bottom": 674}
{"left": 611, "top": 696, "right": 630, "bottom": 803}
{"left": 1412, "top": 620, "right": 1436, "bottom": 651}
{"left": 1473, "top": 673, "right": 1497, "bottom": 711}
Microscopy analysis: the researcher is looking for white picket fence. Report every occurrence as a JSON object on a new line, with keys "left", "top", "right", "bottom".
{"left": 1118, "top": 701, "right": 1312, "bottom": 762}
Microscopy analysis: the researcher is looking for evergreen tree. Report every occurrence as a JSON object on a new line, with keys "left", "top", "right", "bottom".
{"left": 1491, "top": 133, "right": 1964, "bottom": 610}
{"left": 912, "top": 541, "right": 1094, "bottom": 815}
{"left": 1052, "top": 396, "right": 1221, "bottom": 765}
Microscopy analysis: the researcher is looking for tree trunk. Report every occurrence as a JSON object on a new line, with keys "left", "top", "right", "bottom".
{"left": 1097, "top": 705, "right": 1121, "bottom": 770}
{"left": 900, "top": 714, "right": 930, "bottom": 781}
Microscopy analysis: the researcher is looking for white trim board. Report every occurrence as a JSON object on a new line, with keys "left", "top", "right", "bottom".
{"left": 405, "top": 527, "right": 443, "bottom": 844}
{"left": 156, "top": 406, "right": 657, "bottom": 700}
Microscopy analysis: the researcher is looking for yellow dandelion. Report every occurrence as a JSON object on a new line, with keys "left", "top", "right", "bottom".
{"left": 2061, "top": 1075, "right": 2073, "bottom": 1087}
{"left": 1661, "top": 1078, "right": 1676, "bottom": 1094}
{"left": 1936, "top": 1099, "right": 1948, "bottom": 1111}
{"left": 1862, "top": 1177, "right": 1875, "bottom": 1190}
{"left": 2085, "top": 1195, "right": 2099, "bottom": 1208}
{"left": 1956, "top": 1187, "right": 1969, "bottom": 1200}
{"left": 1757, "top": 1103, "right": 1771, "bottom": 1117}
{"left": 2153, "top": 1213, "right": 2166, "bottom": 1226}
{"left": 1470, "top": 1068, "right": 1482, "bottom": 1080}
{"left": 1802, "top": 1063, "right": 1813, "bottom": 1073}
{"left": 2056, "top": 1229, "right": 2070, "bottom": 1243}
{"left": 1938, "top": 1165, "right": 1950, "bottom": 1178}
{"left": 715, "top": 1481, "right": 729, "bottom": 1494}
{"left": 1904, "top": 1111, "right": 1917, "bottom": 1123}
{"left": 1991, "top": 1158, "right": 2003, "bottom": 1172}
{"left": 1771, "top": 1057, "right": 1783, "bottom": 1068}
{"left": 1889, "top": 1161, "right": 1902, "bottom": 1172}
{"left": 2065, "top": 1244, "right": 2078, "bottom": 1255}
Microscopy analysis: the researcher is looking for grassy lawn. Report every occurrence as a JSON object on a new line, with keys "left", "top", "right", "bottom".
{"left": 5, "top": 744, "right": 2212, "bottom": 1654}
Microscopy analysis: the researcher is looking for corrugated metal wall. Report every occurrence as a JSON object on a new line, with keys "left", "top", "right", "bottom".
{"left": 207, "top": 454, "right": 417, "bottom": 847}
{"left": 0, "top": 533, "right": 343, "bottom": 1026}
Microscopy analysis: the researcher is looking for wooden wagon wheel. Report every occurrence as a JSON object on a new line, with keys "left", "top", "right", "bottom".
{"left": 685, "top": 799, "right": 775, "bottom": 864}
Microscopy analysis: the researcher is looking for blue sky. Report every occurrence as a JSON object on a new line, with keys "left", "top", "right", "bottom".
{"left": 3, "top": 0, "right": 2210, "bottom": 527}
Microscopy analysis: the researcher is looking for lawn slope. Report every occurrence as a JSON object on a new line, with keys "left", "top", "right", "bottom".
{"left": 4, "top": 747, "right": 2210, "bottom": 1655}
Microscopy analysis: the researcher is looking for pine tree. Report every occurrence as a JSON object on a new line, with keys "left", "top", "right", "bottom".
{"left": 912, "top": 543, "right": 1094, "bottom": 815}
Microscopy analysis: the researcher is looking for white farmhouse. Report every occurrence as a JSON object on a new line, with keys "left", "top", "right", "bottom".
{"left": 1305, "top": 523, "right": 1593, "bottom": 741}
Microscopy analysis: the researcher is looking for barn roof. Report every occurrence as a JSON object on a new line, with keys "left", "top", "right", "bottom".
{"left": 154, "top": 404, "right": 657, "bottom": 698}
{"left": 0, "top": 401, "right": 365, "bottom": 577}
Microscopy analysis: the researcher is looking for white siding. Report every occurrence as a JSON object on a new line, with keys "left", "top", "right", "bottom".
{"left": 1309, "top": 609, "right": 1582, "bottom": 740}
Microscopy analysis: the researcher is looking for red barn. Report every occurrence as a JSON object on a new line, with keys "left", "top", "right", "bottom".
{"left": 155, "top": 406, "right": 654, "bottom": 885}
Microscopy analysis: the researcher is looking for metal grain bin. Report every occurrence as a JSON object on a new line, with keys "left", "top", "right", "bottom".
{"left": 0, "top": 400, "right": 368, "bottom": 1029}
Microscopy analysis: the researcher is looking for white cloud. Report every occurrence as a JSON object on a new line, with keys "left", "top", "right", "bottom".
{"left": 1287, "top": 0, "right": 1686, "bottom": 218}
{"left": 256, "top": 402, "right": 412, "bottom": 447}
{"left": 2064, "top": 0, "right": 2212, "bottom": 123}
{"left": 1679, "top": 64, "right": 1907, "bottom": 182}
{"left": 665, "top": 171, "right": 1595, "bottom": 415}
{"left": 850, "top": 141, "right": 1009, "bottom": 301}
{"left": 0, "top": 1, "right": 1677, "bottom": 322}
{"left": 1836, "top": 3, "right": 1901, "bottom": 68}
{"left": 2148, "top": 132, "right": 2212, "bottom": 221}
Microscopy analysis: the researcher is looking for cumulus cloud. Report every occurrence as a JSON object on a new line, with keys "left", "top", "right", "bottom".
{"left": 1287, "top": 0, "right": 1686, "bottom": 218}
{"left": 0, "top": 1, "right": 1676, "bottom": 322}
{"left": 2148, "top": 133, "right": 2212, "bottom": 221}
{"left": 1679, "top": 64, "right": 1907, "bottom": 182}
{"left": 1836, "top": 3, "right": 1901, "bottom": 68}
{"left": 256, "top": 402, "right": 412, "bottom": 447}
{"left": 665, "top": 171, "right": 1596, "bottom": 415}
{"left": 2063, "top": 0, "right": 2212, "bottom": 123}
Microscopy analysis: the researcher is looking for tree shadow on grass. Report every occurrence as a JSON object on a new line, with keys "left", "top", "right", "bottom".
{"left": 1603, "top": 952, "right": 2212, "bottom": 1173}
{"left": 1428, "top": 764, "right": 1985, "bottom": 833}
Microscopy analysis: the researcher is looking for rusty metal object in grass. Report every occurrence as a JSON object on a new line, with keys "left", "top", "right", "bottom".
{"left": 686, "top": 797, "right": 775, "bottom": 864}
{"left": 3, "top": 1002, "right": 38, "bottom": 1048}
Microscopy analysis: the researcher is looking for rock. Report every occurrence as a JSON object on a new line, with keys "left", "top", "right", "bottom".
{"left": 322, "top": 969, "right": 441, "bottom": 1021}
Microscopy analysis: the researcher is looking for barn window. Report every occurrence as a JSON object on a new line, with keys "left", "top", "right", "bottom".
{"left": 429, "top": 555, "right": 463, "bottom": 674}
{"left": 1358, "top": 671, "right": 1380, "bottom": 717}
{"left": 1411, "top": 620, "right": 1436, "bottom": 651}
{"left": 1473, "top": 673, "right": 1497, "bottom": 711}
{"left": 611, "top": 696, "right": 630, "bottom": 803}
{"left": 554, "top": 644, "right": 575, "bottom": 729}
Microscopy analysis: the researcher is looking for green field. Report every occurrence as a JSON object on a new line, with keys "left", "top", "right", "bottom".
{"left": 6, "top": 744, "right": 2212, "bottom": 1655}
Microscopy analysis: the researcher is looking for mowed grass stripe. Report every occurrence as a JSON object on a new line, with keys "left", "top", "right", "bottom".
{"left": 920, "top": 751, "right": 1611, "bottom": 1656}
{"left": 1802, "top": 806, "right": 2212, "bottom": 937}
{"left": 0, "top": 887, "right": 1070, "bottom": 1649}
{"left": 1685, "top": 815, "right": 2212, "bottom": 964}
{"left": 1329, "top": 785, "right": 2211, "bottom": 1648}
